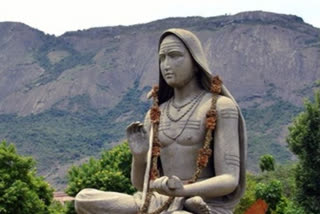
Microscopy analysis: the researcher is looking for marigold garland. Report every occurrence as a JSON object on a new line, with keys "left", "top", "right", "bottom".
{"left": 139, "top": 76, "right": 222, "bottom": 214}
{"left": 211, "top": 76, "right": 222, "bottom": 94}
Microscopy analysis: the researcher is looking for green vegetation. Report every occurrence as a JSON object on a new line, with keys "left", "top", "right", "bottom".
{"left": 259, "top": 154, "right": 275, "bottom": 172}
{"left": 234, "top": 163, "right": 304, "bottom": 214}
{"left": 255, "top": 179, "right": 283, "bottom": 213}
{"left": 62, "top": 142, "right": 135, "bottom": 213}
{"left": 66, "top": 142, "right": 135, "bottom": 196}
{"left": 235, "top": 90, "right": 320, "bottom": 213}
{"left": 0, "top": 141, "right": 54, "bottom": 214}
{"left": 287, "top": 90, "right": 320, "bottom": 213}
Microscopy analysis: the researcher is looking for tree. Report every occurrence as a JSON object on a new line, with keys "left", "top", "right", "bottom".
{"left": 0, "top": 141, "right": 54, "bottom": 214}
{"left": 255, "top": 179, "right": 283, "bottom": 214}
{"left": 66, "top": 141, "right": 135, "bottom": 196}
{"left": 259, "top": 154, "right": 275, "bottom": 172}
{"left": 287, "top": 90, "right": 320, "bottom": 213}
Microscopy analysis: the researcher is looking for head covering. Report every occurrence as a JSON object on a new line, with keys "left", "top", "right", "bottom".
{"left": 157, "top": 28, "right": 247, "bottom": 208}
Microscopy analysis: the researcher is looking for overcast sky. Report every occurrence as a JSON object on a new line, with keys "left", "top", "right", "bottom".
{"left": 1, "top": 0, "right": 319, "bottom": 36}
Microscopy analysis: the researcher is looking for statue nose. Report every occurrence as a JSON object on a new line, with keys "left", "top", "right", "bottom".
{"left": 163, "top": 61, "right": 171, "bottom": 72}
{"left": 164, "top": 65, "right": 171, "bottom": 72}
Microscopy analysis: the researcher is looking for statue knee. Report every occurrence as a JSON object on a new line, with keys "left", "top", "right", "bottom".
{"left": 75, "top": 188, "right": 94, "bottom": 200}
{"left": 74, "top": 188, "right": 96, "bottom": 213}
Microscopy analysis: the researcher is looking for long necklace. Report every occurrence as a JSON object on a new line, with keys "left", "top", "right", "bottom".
{"left": 166, "top": 92, "right": 205, "bottom": 122}
{"left": 163, "top": 92, "right": 205, "bottom": 141}
{"left": 139, "top": 76, "right": 223, "bottom": 214}
{"left": 171, "top": 92, "right": 204, "bottom": 111}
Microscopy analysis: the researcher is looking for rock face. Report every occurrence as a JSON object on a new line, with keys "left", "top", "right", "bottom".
{"left": 0, "top": 11, "right": 319, "bottom": 189}
{"left": 1, "top": 11, "right": 319, "bottom": 116}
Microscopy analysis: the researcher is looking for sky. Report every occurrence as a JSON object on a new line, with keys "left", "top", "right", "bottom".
{"left": 0, "top": 0, "right": 319, "bottom": 36}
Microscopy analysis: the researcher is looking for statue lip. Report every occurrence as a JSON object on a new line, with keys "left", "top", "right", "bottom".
{"left": 164, "top": 73, "right": 174, "bottom": 78}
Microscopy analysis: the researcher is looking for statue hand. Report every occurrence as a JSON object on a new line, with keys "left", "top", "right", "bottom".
{"left": 150, "top": 176, "right": 184, "bottom": 196}
{"left": 126, "top": 121, "right": 149, "bottom": 157}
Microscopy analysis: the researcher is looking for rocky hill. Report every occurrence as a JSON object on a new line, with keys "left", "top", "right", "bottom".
{"left": 0, "top": 11, "right": 319, "bottom": 189}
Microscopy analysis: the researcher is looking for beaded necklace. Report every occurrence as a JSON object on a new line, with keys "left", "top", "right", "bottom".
{"left": 139, "top": 76, "right": 223, "bottom": 214}
{"left": 171, "top": 92, "right": 204, "bottom": 112}
{"left": 163, "top": 92, "right": 205, "bottom": 141}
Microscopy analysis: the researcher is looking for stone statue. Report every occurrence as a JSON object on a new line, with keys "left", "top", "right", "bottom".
{"left": 75, "top": 28, "right": 247, "bottom": 214}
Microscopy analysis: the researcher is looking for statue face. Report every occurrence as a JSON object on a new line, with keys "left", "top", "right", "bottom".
{"left": 159, "top": 35, "right": 195, "bottom": 89}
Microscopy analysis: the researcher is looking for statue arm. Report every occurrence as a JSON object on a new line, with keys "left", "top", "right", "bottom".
{"left": 129, "top": 111, "right": 151, "bottom": 191}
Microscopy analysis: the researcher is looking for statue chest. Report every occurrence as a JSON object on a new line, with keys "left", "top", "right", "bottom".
{"left": 158, "top": 107, "right": 207, "bottom": 147}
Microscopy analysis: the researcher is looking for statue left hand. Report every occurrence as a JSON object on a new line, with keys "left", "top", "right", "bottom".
{"left": 150, "top": 176, "right": 184, "bottom": 196}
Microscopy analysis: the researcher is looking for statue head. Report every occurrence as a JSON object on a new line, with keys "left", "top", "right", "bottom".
{"left": 159, "top": 35, "right": 198, "bottom": 89}
{"left": 158, "top": 28, "right": 213, "bottom": 105}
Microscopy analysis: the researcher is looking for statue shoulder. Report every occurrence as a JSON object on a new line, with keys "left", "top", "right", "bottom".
{"left": 216, "top": 95, "right": 237, "bottom": 111}
{"left": 201, "top": 93, "right": 237, "bottom": 112}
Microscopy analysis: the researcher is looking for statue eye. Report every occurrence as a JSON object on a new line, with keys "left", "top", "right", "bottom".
{"left": 159, "top": 54, "right": 165, "bottom": 62}
{"left": 169, "top": 51, "right": 183, "bottom": 58}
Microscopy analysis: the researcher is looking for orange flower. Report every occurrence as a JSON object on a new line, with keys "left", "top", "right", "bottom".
{"left": 151, "top": 85, "right": 159, "bottom": 98}
{"left": 153, "top": 140, "right": 161, "bottom": 148}
{"left": 206, "top": 116, "right": 216, "bottom": 130}
{"left": 206, "top": 109, "right": 217, "bottom": 118}
{"left": 211, "top": 76, "right": 222, "bottom": 94}
{"left": 197, "top": 155, "right": 209, "bottom": 167}
{"left": 150, "top": 106, "right": 161, "bottom": 124}
{"left": 150, "top": 168, "right": 159, "bottom": 180}
{"left": 197, "top": 148, "right": 212, "bottom": 167}
{"left": 152, "top": 146, "right": 160, "bottom": 157}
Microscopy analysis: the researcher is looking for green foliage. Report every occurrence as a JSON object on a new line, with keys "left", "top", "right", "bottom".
{"left": 48, "top": 201, "right": 67, "bottom": 214}
{"left": 255, "top": 179, "right": 283, "bottom": 213}
{"left": 63, "top": 201, "right": 77, "bottom": 214}
{"left": 255, "top": 164, "right": 297, "bottom": 200}
{"left": 259, "top": 154, "right": 275, "bottom": 172}
{"left": 235, "top": 162, "right": 302, "bottom": 213}
{"left": 282, "top": 200, "right": 305, "bottom": 214}
{"left": 66, "top": 142, "right": 135, "bottom": 197}
{"left": 287, "top": 90, "right": 320, "bottom": 213}
{"left": 0, "top": 141, "right": 54, "bottom": 214}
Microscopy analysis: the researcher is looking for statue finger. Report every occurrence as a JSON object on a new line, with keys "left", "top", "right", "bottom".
{"left": 160, "top": 176, "right": 169, "bottom": 190}
{"left": 126, "top": 122, "right": 136, "bottom": 134}
{"left": 132, "top": 121, "right": 141, "bottom": 133}
{"left": 137, "top": 123, "right": 147, "bottom": 134}
{"left": 141, "top": 126, "right": 147, "bottom": 134}
{"left": 168, "top": 176, "right": 183, "bottom": 190}
{"left": 152, "top": 176, "right": 167, "bottom": 190}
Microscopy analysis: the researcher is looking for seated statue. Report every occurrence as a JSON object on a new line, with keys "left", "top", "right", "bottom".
{"left": 75, "top": 28, "right": 247, "bottom": 214}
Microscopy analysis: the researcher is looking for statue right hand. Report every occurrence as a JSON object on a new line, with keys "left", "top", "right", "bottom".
{"left": 126, "top": 121, "right": 149, "bottom": 157}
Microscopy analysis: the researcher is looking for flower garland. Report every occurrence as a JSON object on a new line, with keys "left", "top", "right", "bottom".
{"left": 139, "top": 76, "right": 222, "bottom": 214}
